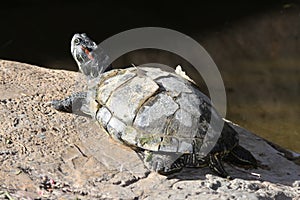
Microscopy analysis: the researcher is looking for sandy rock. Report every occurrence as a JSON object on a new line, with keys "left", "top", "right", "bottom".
{"left": 0, "top": 60, "right": 300, "bottom": 199}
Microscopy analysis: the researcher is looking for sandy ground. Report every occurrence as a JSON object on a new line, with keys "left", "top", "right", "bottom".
{"left": 0, "top": 60, "right": 300, "bottom": 199}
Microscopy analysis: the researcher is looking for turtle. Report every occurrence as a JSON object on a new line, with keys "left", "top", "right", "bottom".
{"left": 52, "top": 33, "right": 257, "bottom": 179}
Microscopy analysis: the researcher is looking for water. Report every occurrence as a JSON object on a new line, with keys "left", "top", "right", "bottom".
{"left": 225, "top": 60, "right": 300, "bottom": 153}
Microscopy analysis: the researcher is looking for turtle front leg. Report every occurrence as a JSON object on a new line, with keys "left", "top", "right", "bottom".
{"left": 208, "top": 153, "right": 232, "bottom": 179}
{"left": 52, "top": 92, "right": 89, "bottom": 117}
{"left": 138, "top": 150, "right": 183, "bottom": 175}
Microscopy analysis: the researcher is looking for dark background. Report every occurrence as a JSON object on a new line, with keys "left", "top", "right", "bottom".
{"left": 0, "top": 0, "right": 287, "bottom": 69}
{"left": 1, "top": 0, "right": 300, "bottom": 152}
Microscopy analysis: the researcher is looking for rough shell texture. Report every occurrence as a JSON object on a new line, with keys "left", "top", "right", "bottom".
{"left": 91, "top": 66, "right": 223, "bottom": 153}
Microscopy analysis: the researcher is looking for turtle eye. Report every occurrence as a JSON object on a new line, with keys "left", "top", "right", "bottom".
{"left": 74, "top": 38, "right": 81, "bottom": 45}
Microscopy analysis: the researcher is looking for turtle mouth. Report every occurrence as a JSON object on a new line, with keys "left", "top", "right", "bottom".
{"left": 73, "top": 44, "right": 97, "bottom": 65}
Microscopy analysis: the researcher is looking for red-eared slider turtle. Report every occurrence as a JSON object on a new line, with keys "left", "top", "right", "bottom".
{"left": 52, "top": 33, "right": 257, "bottom": 179}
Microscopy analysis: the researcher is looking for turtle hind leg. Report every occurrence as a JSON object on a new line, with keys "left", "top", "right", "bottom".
{"left": 52, "top": 92, "right": 89, "bottom": 117}
{"left": 137, "top": 150, "right": 183, "bottom": 175}
{"left": 208, "top": 153, "right": 232, "bottom": 179}
{"left": 159, "top": 158, "right": 184, "bottom": 175}
{"left": 224, "top": 145, "right": 258, "bottom": 169}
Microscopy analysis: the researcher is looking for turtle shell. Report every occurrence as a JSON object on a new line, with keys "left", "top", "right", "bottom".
{"left": 91, "top": 66, "right": 221, "bottom": 154}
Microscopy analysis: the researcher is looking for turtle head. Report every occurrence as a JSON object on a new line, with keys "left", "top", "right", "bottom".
{"left": 71, "top": 33, "right": 107, "bottom": 78}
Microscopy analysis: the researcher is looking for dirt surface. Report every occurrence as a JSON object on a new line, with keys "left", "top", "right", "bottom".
{"left": 0, "top": 60, "right": 300, "bottom": 199}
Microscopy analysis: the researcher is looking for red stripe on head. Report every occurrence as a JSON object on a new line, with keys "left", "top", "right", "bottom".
{"left": 81, "top": 46, "right": 94, "bottom": 60}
